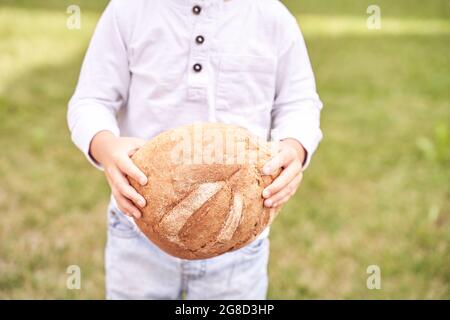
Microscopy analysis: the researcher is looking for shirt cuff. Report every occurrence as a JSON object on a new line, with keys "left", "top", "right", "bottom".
{"left": 69, "top": 106, "right": 120, "bottom": 170}
{"left": 271, "top": 125, "right": 323, "bottom": 170}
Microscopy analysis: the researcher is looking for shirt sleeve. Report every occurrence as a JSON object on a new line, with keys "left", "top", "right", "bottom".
{"left": 270, "top": 14, "right": 323, "bottom": 170}
{"left": 67, "top": 0, "right": 130, "bottom": 170}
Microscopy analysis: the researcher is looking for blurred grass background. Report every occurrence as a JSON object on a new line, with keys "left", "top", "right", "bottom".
{"left": 0, "top": 0, "right": 449, "bottom": 299}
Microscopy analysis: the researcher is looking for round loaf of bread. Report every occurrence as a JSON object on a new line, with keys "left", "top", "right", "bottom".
{"left": 129, "top": 123, "right": 281, "bottom": 259}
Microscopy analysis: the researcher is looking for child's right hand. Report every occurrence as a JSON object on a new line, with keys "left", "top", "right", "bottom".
{"left": 90, "top": 130, "right": 148, "bottom": 219}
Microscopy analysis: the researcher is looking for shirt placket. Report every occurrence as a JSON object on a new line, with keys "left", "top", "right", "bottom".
{"left": 187, "top": 0, "right": 218, "bottom": 121}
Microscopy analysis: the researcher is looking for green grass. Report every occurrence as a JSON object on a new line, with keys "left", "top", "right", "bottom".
{"left": 0, "top": 0, "right": 449, "bottom": 299}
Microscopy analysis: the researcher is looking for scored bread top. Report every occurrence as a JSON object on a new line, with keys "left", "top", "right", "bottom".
{"left": 130, "top": 123, "right": 281, "bottom": 259}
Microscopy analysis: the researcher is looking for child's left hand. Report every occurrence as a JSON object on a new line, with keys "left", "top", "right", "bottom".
{"left": 262, "top": 138, "right": 306, "bottom": 208}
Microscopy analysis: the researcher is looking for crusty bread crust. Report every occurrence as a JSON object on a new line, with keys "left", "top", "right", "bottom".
{"left": 130, "top": 123, "right": 281, "bottom": 259}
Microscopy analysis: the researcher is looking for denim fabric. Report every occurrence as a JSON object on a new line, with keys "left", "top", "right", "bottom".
{"left": 105, "top": 203, "right": 270, "bottom": 300}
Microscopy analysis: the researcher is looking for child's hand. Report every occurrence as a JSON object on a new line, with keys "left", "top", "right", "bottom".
{"left": 262, "top": 139, "right": 306, "bottom": 208}
{"left": 90, "top": 131, "right": 148, "bottom": 218}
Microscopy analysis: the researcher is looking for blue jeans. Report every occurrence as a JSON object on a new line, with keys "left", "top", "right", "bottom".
{"left": 105, "top": 203, "right": 270, "bottom": 299}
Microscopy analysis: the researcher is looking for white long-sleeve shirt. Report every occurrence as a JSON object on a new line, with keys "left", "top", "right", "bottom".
{"left": 68, "top": 0, "right": 323, "bottom": 170}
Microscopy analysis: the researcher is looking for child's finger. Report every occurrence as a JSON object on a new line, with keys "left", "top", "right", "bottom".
{"left": 126, "top": 138, "right": 147, "bottom": 157}
{"left": 262, "top": 161, "right": 302, "bottom": 199}
{"left": 107, "top": 166, "right": 146, "bottom": 208}
{"left": 262, "top": 148, "right": 295, "bottom": 175}
{"left": 112, "top": 191, "right": 142, "bottom": 219}
{"left": 118, "top": 183, "right": 146, "bottom": 208}
{"left": 116, "top": 155, "right": 147, "bottom": 186}
{"left": 272, "top": 194, "right": 292, "bottom": 208}
{"left": 264, "top": 173, "right": 302, "bottom": 208}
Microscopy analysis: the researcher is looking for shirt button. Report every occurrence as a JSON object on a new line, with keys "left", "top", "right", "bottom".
{"left": 195, "top": 35, "right": 205, "bottom": 45}
{"left": 192, "top": 5, "right": 202, "bottom": 15}
{"left": 193, "top": 63, "right": 202, "bottom": 73}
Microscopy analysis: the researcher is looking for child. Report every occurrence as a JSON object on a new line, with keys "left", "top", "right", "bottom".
{"left": 68, "top": 0, "right": 322, "bottom": 299}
